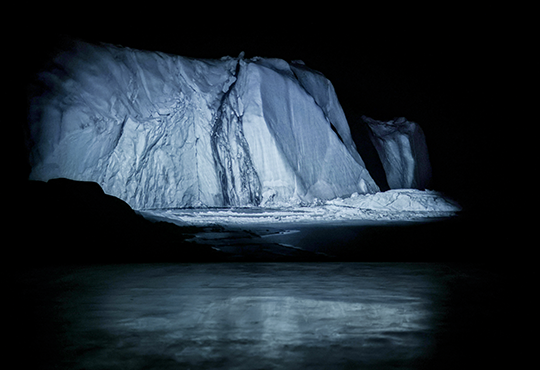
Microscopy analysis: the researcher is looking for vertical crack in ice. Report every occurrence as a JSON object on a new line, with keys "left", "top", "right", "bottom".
{"left": 211, "top": 58, "right": 262, "bottom": 206}
{"left": 329, "top": 123, "right": 345, "bottom": 144}
{"left": 194, "top": 137, "right": 202, "bottom": 205}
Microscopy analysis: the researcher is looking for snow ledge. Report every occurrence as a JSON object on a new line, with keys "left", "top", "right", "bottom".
{"left": 139, "top": 189, "right": 461, "bottom": 226}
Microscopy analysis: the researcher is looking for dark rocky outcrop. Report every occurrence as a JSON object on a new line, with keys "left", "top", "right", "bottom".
{"left": 17, "top": 178, "right": 226, "bottom": 265}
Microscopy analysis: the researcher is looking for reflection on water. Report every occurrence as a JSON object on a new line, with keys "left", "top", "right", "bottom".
{"left": 20, "top": 263, "right": 502, "bottom": 370}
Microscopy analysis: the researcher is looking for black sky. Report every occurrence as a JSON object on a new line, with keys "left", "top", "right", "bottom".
{"left": 21, "top": 10, "right": 499, "bottom": 214}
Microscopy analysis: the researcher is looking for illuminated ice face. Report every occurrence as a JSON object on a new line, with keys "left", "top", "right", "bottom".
{"left": 27, "top": 41, "right": 378, "bottom": 209}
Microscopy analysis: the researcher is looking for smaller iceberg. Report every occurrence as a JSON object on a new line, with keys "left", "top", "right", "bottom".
{"left": 362, "top": 116, "right": 432, "bottom": 190}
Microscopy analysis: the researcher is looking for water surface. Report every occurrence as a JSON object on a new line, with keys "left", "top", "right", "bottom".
{"left": 17, "top": 262, "right": 505, "bottom": 369}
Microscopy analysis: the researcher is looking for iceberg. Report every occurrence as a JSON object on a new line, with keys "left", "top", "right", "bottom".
{"left": 27, "top": 41, "right": 379, "bottom": 209}
{"left": 362, "top": 116, "right": 432, "bottom": 190}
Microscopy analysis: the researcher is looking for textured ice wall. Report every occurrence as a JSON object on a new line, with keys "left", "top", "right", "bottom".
{"left": 27, "top": 41, "right": 378, "bottom": 209}
{"left": 362, "top": 116, "right": 431, "bottom": 190}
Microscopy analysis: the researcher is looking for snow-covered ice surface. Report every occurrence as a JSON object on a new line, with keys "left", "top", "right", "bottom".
{"left": 139, "top": 189, "right": 461, "bottom": 226}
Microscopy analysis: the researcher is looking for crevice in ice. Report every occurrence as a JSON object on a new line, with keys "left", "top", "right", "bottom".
{"left": 211, "top": 58, "right": 262, "bottom": 206}
{"left": 330, "top": 123, "right": 345, "bottom": 144}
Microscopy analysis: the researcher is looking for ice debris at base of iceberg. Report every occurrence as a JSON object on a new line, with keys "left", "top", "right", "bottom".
{"left": 139, "top": 189, "right": 461, "bottom": 226}
{"left": 27, "top": 41, "right": 378, "bottom": 209}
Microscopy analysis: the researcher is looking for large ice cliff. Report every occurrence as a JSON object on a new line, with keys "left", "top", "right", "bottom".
{"left": 27, "top": 41, "right": 379, "bottom": 209}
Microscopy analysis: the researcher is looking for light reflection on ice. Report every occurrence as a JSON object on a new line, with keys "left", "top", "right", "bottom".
{"left": 80, "top": 263, "right": 440, "bottom": 368}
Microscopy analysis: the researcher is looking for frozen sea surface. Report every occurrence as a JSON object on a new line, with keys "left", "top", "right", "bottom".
{"left": 16, "top": 263, "right": 508, "bottom": 370}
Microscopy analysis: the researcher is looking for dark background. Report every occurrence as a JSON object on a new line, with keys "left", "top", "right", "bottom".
{"left": 13, "top": 14, "right": 522, "bottom": 369}
{"left": 18, "top": 8, "right": 503, "bottom": 219}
